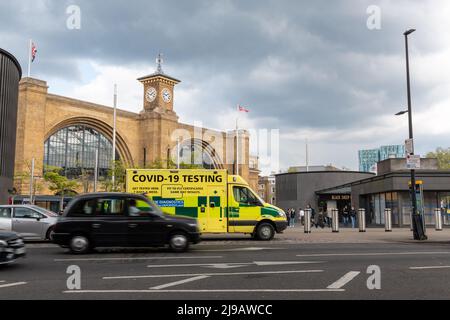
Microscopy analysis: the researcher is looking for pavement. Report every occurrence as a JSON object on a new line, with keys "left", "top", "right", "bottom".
{"left": 1, "top": 227, "right": 450, "bottom": 300}
{"left": 202, "top": 225, "right": 450, "bottom": 244}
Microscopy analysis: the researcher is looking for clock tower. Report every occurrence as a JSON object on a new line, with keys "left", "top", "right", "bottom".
{"left": 138, "top": 53, "right": 180, "bottom": 115}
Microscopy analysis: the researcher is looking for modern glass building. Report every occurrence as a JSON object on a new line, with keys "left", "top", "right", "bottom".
{"left": 359, "top": 145, "right": 405, "bottom": 172}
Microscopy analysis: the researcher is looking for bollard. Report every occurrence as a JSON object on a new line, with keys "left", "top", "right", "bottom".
{"left": 304, "top": 208, "right": 311, "bottom": 233}
{"left": 435, "top": 208, "right": 443, "bottom": 231}
{"left": 358, "top": 208, "right": 366, "bottom": 232}
{"left": 384, "top": 208, "right": 392, "bottom": 232}
{"left": 331, "top": 208, "right": 339, "bottom": 233}
{"left": 410, "top": 211, "right": 413, "bottom": 231}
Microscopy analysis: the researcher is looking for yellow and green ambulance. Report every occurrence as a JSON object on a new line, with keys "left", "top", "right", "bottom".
{"left": 125, "top": 169, "right": 287, "bottom": 240}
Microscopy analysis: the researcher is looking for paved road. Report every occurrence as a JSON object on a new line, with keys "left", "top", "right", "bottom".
{"left": 2, "top": 238, "right": 450, "bottom": 300}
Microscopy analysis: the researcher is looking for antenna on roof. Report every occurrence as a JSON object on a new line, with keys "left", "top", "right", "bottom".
{"left": 156, "top": 52, "right": 164, "bottom": 74}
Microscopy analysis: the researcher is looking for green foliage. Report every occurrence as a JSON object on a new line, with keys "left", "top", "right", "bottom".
{"left": 426, "top": 147, "right": 450, "bottom": 169}
{"left": 14, "top": 160, "right": 44, "bottom": 194}
{"left": 104, "top": 160, "right": 127, "bottom": 192}
{"left": 43, "top": 165, "right": 79, "bottom": 195}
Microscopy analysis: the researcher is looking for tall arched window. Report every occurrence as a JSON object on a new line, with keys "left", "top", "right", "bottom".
{"left": 44, "top": 125, "right": 119, "bottom": 179}
{"left": 177, "top": 140, "right": 216, "bottom": 169}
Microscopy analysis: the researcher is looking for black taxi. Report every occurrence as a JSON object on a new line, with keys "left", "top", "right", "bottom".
{"left": 52, "top": 193, "right": 201, "bottom": 254}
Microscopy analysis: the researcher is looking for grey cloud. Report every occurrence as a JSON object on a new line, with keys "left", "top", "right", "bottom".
{"left": 0, "top": 0, "right": 448, "bottom": 170}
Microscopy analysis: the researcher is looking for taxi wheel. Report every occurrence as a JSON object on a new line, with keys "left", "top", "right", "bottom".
{"left": 255, "top": 223, "right": 275, "bottom": 241}
{"left": 69, "top": 234, "right": 91, "bottom": 254}
{"left": 169, "top": 232, "right": 189, "bottom": 252}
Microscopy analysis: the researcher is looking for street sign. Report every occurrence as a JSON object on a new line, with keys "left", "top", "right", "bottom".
{"left": 406, "top": 154, "right": 420, "bottom": 169}
{"left": 405, "top": 139, "right": 414, "bottom": 155}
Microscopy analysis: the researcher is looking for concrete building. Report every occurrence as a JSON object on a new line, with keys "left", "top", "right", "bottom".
{"left": 0, "top": 49, "right": 22, "bottom": 204}
{"left": 319, "top": 158, "right": 450, "bottom": 227}
{"left": 359, "top": 145, "right": 405, "bottom": 173}
{"left": 258, "top": 175, "right": 276, "bottom": 205}
{"left": 13, "top": 57, "right": 258, "bottom": 197}
{"left": 288, "top": 165, "right": 341, "bottom": 172}
{"left": 275, "top": 170, "right": 374, "bottom": 213}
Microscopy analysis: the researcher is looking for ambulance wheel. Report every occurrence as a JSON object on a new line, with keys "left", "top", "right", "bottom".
{"left": 169, "top": 232, "right": 189, "bottom": 252}
{"left": 255, "top": 223, "right": 275, "bottom": 241}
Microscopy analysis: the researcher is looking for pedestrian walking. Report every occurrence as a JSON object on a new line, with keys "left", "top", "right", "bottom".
{"left": 350, "top": 206, "right": 357, "bottom": 228}
{"left": 286, "top": 208, "right": 291, "bottom": 226}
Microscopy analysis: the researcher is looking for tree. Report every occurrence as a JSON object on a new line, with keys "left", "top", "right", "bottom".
{"left": 14, "top": 160, "right": 44, "bottom": 200}
{"left": 426, "top": 147, "right": 450, "bottom": 169}
{"left": 43, "top": 165, "right": 79, "bottom": 211}
{"left": 104, "top": 160, "right": 127, "bottom": 192}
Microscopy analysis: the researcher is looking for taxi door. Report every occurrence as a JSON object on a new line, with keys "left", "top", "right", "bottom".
{"left": 206, "top": 186, "right": 227, "bottom": 232}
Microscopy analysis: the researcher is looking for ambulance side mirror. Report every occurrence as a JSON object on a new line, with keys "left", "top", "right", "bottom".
{"left": 209, "top": 202, "right": 215, "bottom": 208}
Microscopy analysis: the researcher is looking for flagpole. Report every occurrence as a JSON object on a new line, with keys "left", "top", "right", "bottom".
{"left": 306, "top": 137, "right": 309, "bottom": 172}
{"left": 112, "top": 84, "right": 117, "bottom": 190}
{"left": 235, "top": 108, "right": 239, "bottom": 176}
{"left": 27, "top": 39, "right": 32, "bottom": 77}
{"left": 177, "top": 137, "right": 180, "bottom": 169}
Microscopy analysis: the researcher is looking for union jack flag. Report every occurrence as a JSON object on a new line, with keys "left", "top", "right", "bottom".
{"left": 238, "top": 105, "right": 249, "bottom": 112}
{"left": 31, "top": 42, "right": 37, "bottom": 62}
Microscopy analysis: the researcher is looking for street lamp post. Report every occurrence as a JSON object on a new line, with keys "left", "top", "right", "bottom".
{"left": 402, "top": 28, "right": 427, "bottom": 240}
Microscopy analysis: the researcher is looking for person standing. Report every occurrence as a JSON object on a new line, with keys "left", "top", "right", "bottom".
{"left": 326, "top": 208, "right": 332, "bottom": 227}
{"left": 342, "top": 205, "right": 349, "bottom": 227}
{"left": 286, "top": 208, "right": 291, "bottom": 227}
{"left": 290, "top": 208, "right": 296, "bottom": 227}
{"left": 299, "top": 207, "right": 305, "bottom": 225}
{"left": 350, "top": 206, "right": 357, "bottom": 228}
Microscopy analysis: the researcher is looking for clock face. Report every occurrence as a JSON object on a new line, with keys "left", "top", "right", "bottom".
{"left": 162, "top": 88, "right": 171, "bottom": 103}
{"left": 145, "top": 87, "right": 157, "bottom": 102}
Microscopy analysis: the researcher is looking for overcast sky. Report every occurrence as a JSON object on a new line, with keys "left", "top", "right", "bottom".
{"left": 2, "top": 0, "right": 449, "bottom": 174}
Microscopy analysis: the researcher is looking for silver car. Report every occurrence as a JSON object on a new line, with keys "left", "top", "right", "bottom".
{"left": 0, "top": 205, "right": 58, "bottom": 241}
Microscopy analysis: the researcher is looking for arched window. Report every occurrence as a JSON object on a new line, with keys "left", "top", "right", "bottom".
{"left": 178, "top": 140, "right": 216, "bottom": 169}
{"left": 44, "top": 125, "right": 119, "bottom": 179}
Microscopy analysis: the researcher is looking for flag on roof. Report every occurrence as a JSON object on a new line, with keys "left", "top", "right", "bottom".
{"left": 31, "top": 42, "right": 37, "bottom": 62}
{"left": 238, "top": 105, "right": 249, "bottom": 112}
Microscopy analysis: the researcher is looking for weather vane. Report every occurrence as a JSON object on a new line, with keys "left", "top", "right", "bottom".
{"left": 156, "top": 52, "right": 164, "bottom": 74}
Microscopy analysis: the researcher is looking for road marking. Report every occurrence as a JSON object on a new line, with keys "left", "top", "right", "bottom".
{"left": 103, "top": 269, "right": 324, "bottom": 280}
{"left": 410, "top": 266, "right": 450, "bottom": 270}
{"left": 54, "top": 255, "right": 223, "bottom": 262}
{"left": 296, "top": 251, "right": 450, "bottom": 258}
{"left": 64, "top": 288, "right": 344, "bottom": 294}
{"left": 150, "top": 275, "right": 210, "bottom": 290}
{"left": 197, "top": 247, "right": 281, "bottom": 252}
{"left": 327, "top": 271, "right": 360, "bottom": 289}
{"left": 0, "top": 282, "right": 27, "bottom": 289}
{"left": 147, "top": 261, "right": 322, "bottom": 269}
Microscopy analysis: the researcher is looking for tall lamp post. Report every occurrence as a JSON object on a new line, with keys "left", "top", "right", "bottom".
{"left": 396, "top": 28, "right": 427, "bottom": 240}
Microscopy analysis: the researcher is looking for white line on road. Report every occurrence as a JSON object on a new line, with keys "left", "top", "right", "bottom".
{"left": 297, "top": 251, "right": 450, "bottom": 258}
{"left": 196, "top": 247, "right": 282, "bottom": 252}
{"left": 147, "top": 261, "right": 322, "bottom": 268}
{"left": 64, "top": 288, "right": 344, "bottom": 294}
{"left": 410, "top": 266, "right": 450, "bottom": 270}
{"left": 54, "top": 256, "right": 223, "bottom": 262}
{"left": 103, "top": 269, "right": 324, "bottom": 280}
{"left": 0, "top": 282, "right": 27, "bottom": 289}
{"left": 150, "top": 275, "right": 210, "bottom": 290}
{"left": 327, "top": 271, "right": 360, "bottom": 289}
